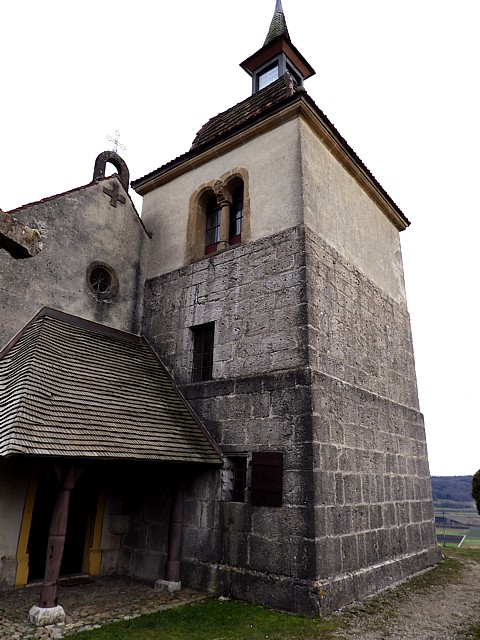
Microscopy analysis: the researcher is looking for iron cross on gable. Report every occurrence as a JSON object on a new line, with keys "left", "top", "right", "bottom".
{"left": 103, "top": 182, "right": 126, "bottom": 208}
{"left": 106, "top": 130, "right": 126, "bottom": 154}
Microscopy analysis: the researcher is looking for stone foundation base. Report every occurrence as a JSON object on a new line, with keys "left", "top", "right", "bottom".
{"left": 154, "top": 579, "right": 181, "bottom": 594}
{"left": 182, "top": 545, "right": 442, "bottom": 616}
{"left": 28, "top": 605, "right": 66, "bottom": 626}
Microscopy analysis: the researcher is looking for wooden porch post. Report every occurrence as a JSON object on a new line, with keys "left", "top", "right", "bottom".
{"left": 38, "top": 464, "right": 83, "bottom": 609}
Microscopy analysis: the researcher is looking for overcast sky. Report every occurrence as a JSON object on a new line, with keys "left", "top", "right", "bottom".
{"left": 1, "top": 1, "right": 478, "bottom": 477}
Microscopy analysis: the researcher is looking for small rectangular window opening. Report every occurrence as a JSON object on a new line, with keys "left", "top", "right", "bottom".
{"left": 251, "top": 452, "right": 283, "bottom": 507}
{"left": 232, "top": 457, "right": 247, "bottom": 502}
{"left": 224, "top": 456, "right": 248, "bottom": 502}
{"left": 258, "top": 63, "right": 279, "bottom": 91}
{"left": 191, "top": 322, "right": 215, "bottom": 382}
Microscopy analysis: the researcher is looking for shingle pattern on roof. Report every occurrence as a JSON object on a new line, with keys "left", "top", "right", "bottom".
{"left": 264, "top": 0, "right": 290, "bottom": 45}
{"left": 191, "top": 73, "right": 297, "bottom": 150}
{"left": 0, "top": 313, "right": 221, "bottom": 463}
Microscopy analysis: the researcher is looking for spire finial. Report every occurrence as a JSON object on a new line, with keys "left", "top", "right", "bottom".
{"left": 264, "top": 0, "right": 290, "bottom": 45}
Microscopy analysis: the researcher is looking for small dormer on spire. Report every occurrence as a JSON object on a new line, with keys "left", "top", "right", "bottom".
{"left": 240, "top": 0, "right": 315, "bottom": 94}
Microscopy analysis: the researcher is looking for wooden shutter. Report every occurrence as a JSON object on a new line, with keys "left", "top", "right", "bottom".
{"left": 251, "top": 452, "right": 283, "bottom": 507}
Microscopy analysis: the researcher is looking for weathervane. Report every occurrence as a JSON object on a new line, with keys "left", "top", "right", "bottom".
{"left": 106, "top": 130, "right": 126, "bottom": 154}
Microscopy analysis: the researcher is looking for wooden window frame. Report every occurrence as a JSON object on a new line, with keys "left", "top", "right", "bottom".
{"left": 205, "top": 198, "right": 222, "bottom": 255}
{"left": 229, "top": 185, "right": 244, "bottom": 246}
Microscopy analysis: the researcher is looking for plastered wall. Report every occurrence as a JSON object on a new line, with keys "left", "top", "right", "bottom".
{"left": 299, "top": 118, "right": 407, "bottom": 304}
{"left": 0, "top": 179, "right": 149, "bottom": 349}
{"left": 140, "top": 120, "right": 303, "bottom": 279}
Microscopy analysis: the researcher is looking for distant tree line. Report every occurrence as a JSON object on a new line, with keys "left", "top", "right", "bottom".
{"left": 431, "top": 476, "right": 473, "bottom": 503}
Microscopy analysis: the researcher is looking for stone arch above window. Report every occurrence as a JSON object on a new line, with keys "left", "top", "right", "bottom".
{"left": 186, "top": 168, "right": 250, "bottom": 263}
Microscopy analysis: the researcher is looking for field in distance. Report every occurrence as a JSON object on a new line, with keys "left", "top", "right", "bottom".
{"left": 432, "top": 475, "right": 480, "bottom": 547}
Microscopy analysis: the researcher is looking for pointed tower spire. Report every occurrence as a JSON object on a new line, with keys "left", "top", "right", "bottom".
{"left": 240, "top": 1, "right": 315, "bottom": 95}
{"left": 264, "top": 0, "right": 290, "bottom": 45}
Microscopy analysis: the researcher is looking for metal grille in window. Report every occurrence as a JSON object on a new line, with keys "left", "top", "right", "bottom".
{"left": 251, "top": 452, "right": 283, "bottom": 507}
{"left": 191, "top": 323, "right": 215, "bottom": 382}
{"left": 231, "top": 457, "right": 247, "bottom": 502}
{"left": 89, "top": 267, "right": 112, "bottom": 294}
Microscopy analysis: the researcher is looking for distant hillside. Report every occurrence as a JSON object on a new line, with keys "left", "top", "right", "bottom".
{"left": 431, "top": 475, "right": 473, "bottom": 503}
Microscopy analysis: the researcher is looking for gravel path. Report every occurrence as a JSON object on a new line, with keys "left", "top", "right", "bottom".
{"left": 334, "top": 554, "right": 480, "bottom": 640}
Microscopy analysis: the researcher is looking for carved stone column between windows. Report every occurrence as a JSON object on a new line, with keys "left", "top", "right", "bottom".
{"left": 214, "top": 180, "right": 231, "bottom": 250}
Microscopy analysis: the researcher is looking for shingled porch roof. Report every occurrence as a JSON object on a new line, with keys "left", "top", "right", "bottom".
{"left": 0, "top": 309, "right": 221, "bottom": 463}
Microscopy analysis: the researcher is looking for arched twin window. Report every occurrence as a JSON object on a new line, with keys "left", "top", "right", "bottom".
{"left": 204, "top": 182, "right": 244, "bottom": 255}
{"left": 186, "top": 169, "right": 249, "bottom": 263}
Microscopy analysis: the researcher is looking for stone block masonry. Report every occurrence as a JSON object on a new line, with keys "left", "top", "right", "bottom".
{"left": 142, "top": 224, "right": 439, "bottom": 615}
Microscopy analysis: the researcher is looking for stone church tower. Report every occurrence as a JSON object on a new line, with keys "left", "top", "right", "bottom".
{"left": 132, "top": 0, "right": 439, "bottom": 614}
{"left": 0, "top": 1, "right": 439, "bottom": 619}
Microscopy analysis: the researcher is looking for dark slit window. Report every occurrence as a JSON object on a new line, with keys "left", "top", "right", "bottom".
{"left": 231, "top": 457, "right": 248, "bottom": 502}
{"left": 191, "top": 322, "right": 215, "bottom": 382}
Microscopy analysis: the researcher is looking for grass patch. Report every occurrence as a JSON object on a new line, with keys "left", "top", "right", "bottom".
{"left": 403, "top": 554, "right": 463, "bottom": 590}
{"left": 465, "top": 527, "right": 480, "bottom": 548}
{"left": 448, "top": 546, "right": 480, "bottom": 562}
{"left": 76, "top": 598, "right": 345, "bottom": 640}
{"left": 72, "top": 549, "right": 480, "bottom": 639}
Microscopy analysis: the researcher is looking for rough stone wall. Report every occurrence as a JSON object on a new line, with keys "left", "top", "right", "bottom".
{"left": 144, "top": 227, "right": 319, "bottom": 612}
{"left": 179, "top": 372, "right": 318, "bottom": 614}
{"left": 308, "top": 226, "right": 436, "bottom": 606}
{"left": 306, "top": 226, "right": 437, "bottom": 608}
{"left": 305, "top": 225, "right": 419, "bottom": 410}
{"left": 311, "top": 370, "right": 437, "bottom": 610}
{"left": 0, "top": 179, "right": 149, "bottom": 349}
{"left": 144, "top": 225, "right": 308, "bottom": 385}
{"left": 101, "top": 466, "right": 173, "bottom": 583}
{"left": 142, "top": 223, "right": 438, "bottom": 614}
